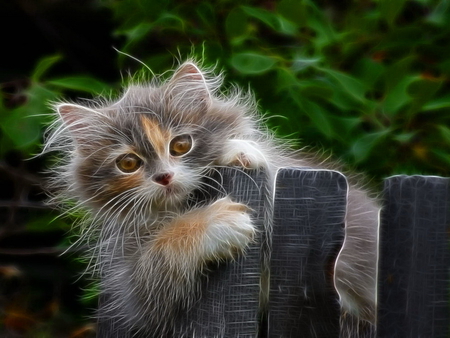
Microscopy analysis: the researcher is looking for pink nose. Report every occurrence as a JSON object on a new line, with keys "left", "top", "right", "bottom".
{"left": 152, "top": 172, "right": 174, "bottom": 186}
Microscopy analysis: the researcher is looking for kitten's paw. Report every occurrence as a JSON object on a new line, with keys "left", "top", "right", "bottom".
{"left": 218, "top": 139, "right": 268, "bottom": 169}
{"left": 203, "top": 197, "right": 255, "bottom": 260}
{"left": 231, "top": 152, "right": 253, "bottom": 168}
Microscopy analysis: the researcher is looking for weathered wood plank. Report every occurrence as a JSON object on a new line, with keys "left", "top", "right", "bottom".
{"left": 268, "top": 169, "right": 347, "bottom": 338}
{"left": 175, "top": 168, "right": 265, "bottom": 337}
{"left": 377, "top": 175, "right": 450, "bottom": 338}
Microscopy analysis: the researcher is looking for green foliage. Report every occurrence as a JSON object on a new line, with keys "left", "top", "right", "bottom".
{"left": 0, "top": 55, "right": 111, "bottom": 156}
{"left": 3, "top": 0, "right": 449, "bottom": 179}
{"left": 97, "top": 0, "right": 450, "bottom": 178}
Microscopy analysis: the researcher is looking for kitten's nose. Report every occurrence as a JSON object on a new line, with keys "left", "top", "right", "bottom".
{"left": 152, "top": 172, "right": 174, "bottom": 186}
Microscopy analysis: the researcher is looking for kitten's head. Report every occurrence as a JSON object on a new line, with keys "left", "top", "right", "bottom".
{"left": 45, "top": 61, "right": 256, "bottom": 222}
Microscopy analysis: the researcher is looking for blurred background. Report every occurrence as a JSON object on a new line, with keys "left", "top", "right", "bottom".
{"left": 1, "top": 0, "right": 449, "bottom": 336}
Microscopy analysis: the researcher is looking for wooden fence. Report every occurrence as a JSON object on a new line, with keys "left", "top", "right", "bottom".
{"left": 98, "top": 168, "right": 450, "bottom": 338}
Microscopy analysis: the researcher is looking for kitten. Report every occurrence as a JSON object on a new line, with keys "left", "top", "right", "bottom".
{"left": 43, "top": 61, "right": 379, "bottom": 336}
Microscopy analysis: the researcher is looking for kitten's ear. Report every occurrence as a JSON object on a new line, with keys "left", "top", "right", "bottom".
{"left": 56, "top": 103, "right": 102, "bottom": 143}
{"left": 167, "top": 62, "right": 212, "bottom": 110}
{"left": 171, "top": 62, "right": 206, "bottom": 83}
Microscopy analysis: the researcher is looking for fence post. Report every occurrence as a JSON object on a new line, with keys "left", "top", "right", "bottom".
{"left": 97, "top": 168, "right": 265, "bottom": 337}
{"left": 378, "top": 175, "right": 450, "bottom": 338}
{"left": 268, "top": 168, "right": 347, "bottom": 337}
{"left": 173, "top": 168, "right": 265, "bottom": 337}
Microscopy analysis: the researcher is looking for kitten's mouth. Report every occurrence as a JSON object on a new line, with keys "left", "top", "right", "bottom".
{"left": 152, "top": 185, "right": 186, "bottom": 209}
{"left": 163, "top": 185, "right": 178, "bottom": 194}
{"left": 160, "top": 184, "right": 187, "bottom": 199}
{"left": 154, "top": 179, "right": 197, "bottom": 206}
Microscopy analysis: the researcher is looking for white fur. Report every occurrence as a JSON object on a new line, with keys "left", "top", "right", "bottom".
{"left": 202, "top": 197, "right": 255, "bottom": 259}
{"left": 217, "top": 139, "right": 270, "bottom": 169}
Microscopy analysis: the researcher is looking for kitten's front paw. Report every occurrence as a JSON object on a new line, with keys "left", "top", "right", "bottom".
{"left": 230, "top": 152, "right": 253, "bottom": 169}
{"left": 218, "top": 139, "right": 268, "bottom": 169}
{"left": 203, "top": 197, "right": 255, "bottom": 260}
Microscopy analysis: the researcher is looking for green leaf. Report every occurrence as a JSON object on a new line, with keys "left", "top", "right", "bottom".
{"left": 432, "top": 149, "right": 450, "bottom": 166}
{"left": 351, "top": 130, "right": 390, "bottom": 162}
{"left": 328, "top": 116, "right": 361, "bottom": 138}
{"left": 393, "top": 132, "right": 417, "bottom": 144}
{"left": 426, "top": 0, "right": 450, "bottom": 25}
{"left": 117, "top": 22, "right": 153, "bottom": 42}
{"left": 353, "top": 58, "right": 385, "bottom": 88}
{"left": 437, "top": 125, "right": 450, "bottom": 143}
{"left": 307, "top": 16, "right": 336, "bottom": 47}
{"left": 156, "top": 13, "right": 186, "bottom": 32}
{"left": 48, "top": 76, "right": 110, "bottom": 94}
{"left": 302, "top": 102, "right": 334, "bottom": 138}
{"left": 2, "top": 107, "right": 43, "bottom": 149}
{"left": 407, "top": 78, "right": 443, "bottom": 115}
{"left": 230, "top": 53, "right": 276, "bottom": 75}
{"left": 292, "top": 54, "right": 322, "bottom": 72}
{"left": 277, "top": 0, "right": 307, "bottom": 24}
{"left": 31, "top": 55, "right": 62, "bottom": 82}
{"left": 290, "top": 94, "right": 334, "bottom": 138}
{"left": 297, "top": 81, "right": 333, "bottom": 100}
{"left": 328, "top": 90, "right": 362, "bottom": 111}
{"left": 319, "top": 68, "right": 367, "bottom": 103}
{"left": 276, "top": 67, "right": 300, "bottom": 90}
{"left": 196, "top": 2, "right": 216, "bottom": 31}
{"left": 383, "top": 56, "right": 415, "bottom": 92}
{"left": 1, "top": 84, "right": 58, "bottom": 150}
{"left": 423, "top": 95, "right": 450, "bottom": 111}
{"left": 382, "top": 75, "right": 417, "bottom": 115}
{"left": 225, "top": 8, "right": 248, "bottom": 39}
{"left": 241, "top": 6, "right": 297, "bottom": 35}
{"left": 379, "top": 0, "right": 408, "bottom": 26}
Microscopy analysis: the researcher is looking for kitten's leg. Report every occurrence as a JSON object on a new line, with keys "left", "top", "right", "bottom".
{"left": 151, "top": 196, "right": 255, "bottom": 262}
{"left": 133, "top": 197, "right": 255, "bottom": 333}
{"left": 216, "top": 139, "right": 269, "bottom": 169}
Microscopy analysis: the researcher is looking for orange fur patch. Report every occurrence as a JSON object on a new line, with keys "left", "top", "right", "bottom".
{"left": 107, "top": 173, "right": 143, "bottom": 196}
{"left": 141, "top": 116, "right": 170, "bottom": 158}
{"left": 153, "top": 210, "right": 207, "bottom": 256}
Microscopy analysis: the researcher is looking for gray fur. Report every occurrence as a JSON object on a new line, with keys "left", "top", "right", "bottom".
{"left": 42, "top": 60, "right": 379, "bottom": 336}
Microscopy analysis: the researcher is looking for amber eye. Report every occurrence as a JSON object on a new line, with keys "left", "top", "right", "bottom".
{"left": 116, "top": 154, "right": 142, "bottom": 173}
{"left": 169, "top": 134, "right": 193, "bottom": 157}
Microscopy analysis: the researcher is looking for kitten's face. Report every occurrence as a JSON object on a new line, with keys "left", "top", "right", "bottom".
{"left": 56, "top": 62, "right": 250, "bottom": 220}
{"left": 78, "top": 113, "right": 212, "bottom": 213}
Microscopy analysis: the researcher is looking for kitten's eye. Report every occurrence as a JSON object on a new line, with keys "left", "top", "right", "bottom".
{"left": 169, "top": 134, "right": 193, "bottom": 157}
{"left": 116, "top": 154, "right": 142, "bottom": 173}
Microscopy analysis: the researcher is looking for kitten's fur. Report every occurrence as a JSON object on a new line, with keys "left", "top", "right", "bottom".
{"left": 43, "top": 61, "right": 379, "bottom": 336}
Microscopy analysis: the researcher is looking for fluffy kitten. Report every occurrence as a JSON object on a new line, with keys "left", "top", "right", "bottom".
{"left": 43, "top": 61, "right": 379, "bottom": 336}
